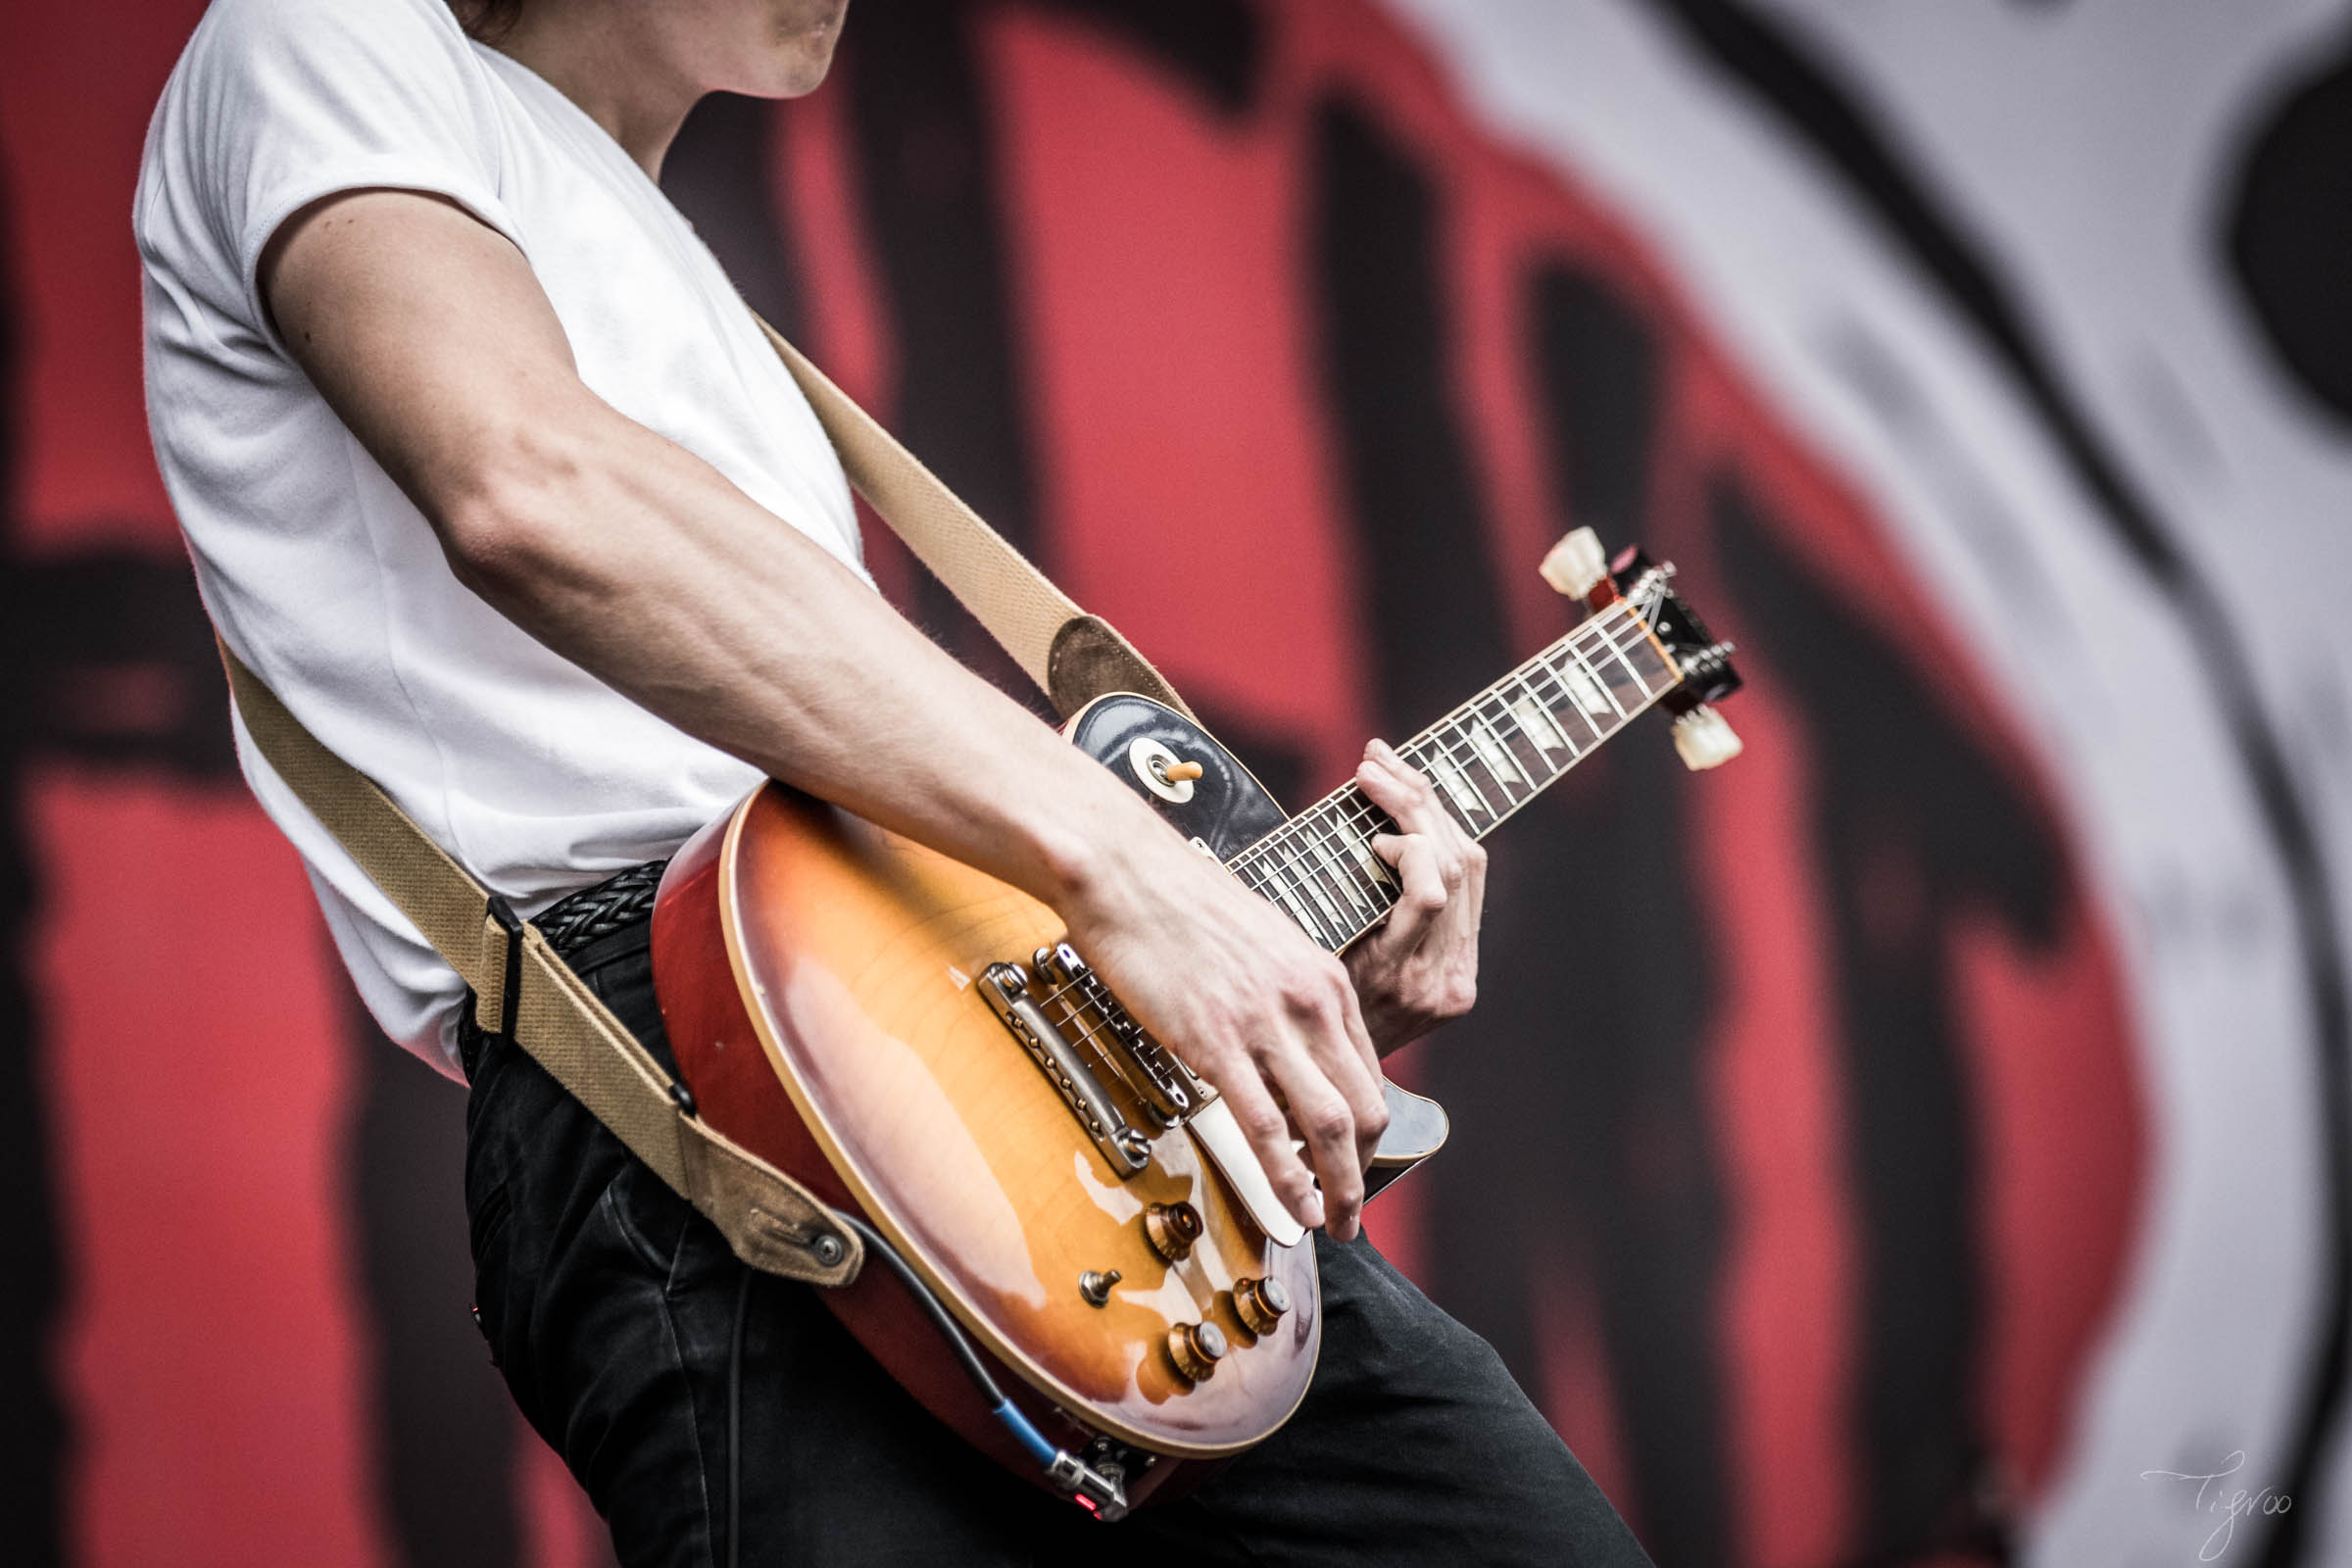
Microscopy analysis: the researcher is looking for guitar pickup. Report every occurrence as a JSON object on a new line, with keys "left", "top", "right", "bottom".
{"left": 979, "top": 961, "right": 1152, "bottom": 1176}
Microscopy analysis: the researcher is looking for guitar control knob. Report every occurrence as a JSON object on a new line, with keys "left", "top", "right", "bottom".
{"left": 1143, "top": 1201, "right": 1203, "bottom": 1263}
{"left": 1672, "top": 704, "right": 1743, "bottom": 771}
{"left": 1232, "top": 1274, "right": 1293, "bottom": 1338}
{"left": 1166, "top": 1320, "right": 1228, "bottom": 1385}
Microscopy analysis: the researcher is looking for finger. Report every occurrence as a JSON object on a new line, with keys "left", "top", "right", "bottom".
{"left": 1455, "top": 837, "right": 1490, "bottom": 941}
{"left": 1298, "top": 972, "right": 1388, "bottom": 1198}
{"left": 1359, "top": 744, "right": 1460, "bottom": 848}
{"left": 1371, "top": 740, "right": 1484, "bottom": 850}
{"left": 1364, "top": 770, "right": 1467, "bottom": 893}
{"left": 1206, "top": 1042, "right": 1326, "bottom": 1231}
{"left": 1263, "top": 1027, "right": 1367, "bottom": 1240}
{"left": 1369, "top": 831, "right": 1447, "bottom": 955}
{"left": 1357, "top": 746, "right": 1437, "bottom": 833}
{"left": 1332, "top": 975, "right": 1387, "bottom": 1159}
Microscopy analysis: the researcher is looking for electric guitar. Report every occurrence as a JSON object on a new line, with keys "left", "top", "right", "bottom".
{"left": 650, "top": 528, "right": 1743, "bottom": 1517}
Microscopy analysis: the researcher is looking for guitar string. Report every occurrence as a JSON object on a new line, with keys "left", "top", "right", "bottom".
{"left": 1273, "top": 617, "right": 1678, "bottom": 941}
{"left": 1244, "top": 681, "right": 1621, "bottom": 906}
{"left": 1225, "top": 606, "right": 1663, "bottom": 890}
{"left": 1219, "top": 602, "right": 1649, "bottom": 881}
{"left": 1227, "top": 616, "right": 1661, "bottom": 913}
{"left": 1026, "top": 601, "right": 1675, "bottom": 1008}
{"left": 1225, "top": 613, "right": 1673, "bottom": 952}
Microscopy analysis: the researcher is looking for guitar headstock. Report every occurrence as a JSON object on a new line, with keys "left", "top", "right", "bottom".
{"left": 1539, "top": 527, "right": 1745, "bottom": 771}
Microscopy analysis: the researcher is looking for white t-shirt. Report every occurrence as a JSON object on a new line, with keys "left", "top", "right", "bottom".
{"left": 137, "top": 0, "right": 871, "bottom": 1075}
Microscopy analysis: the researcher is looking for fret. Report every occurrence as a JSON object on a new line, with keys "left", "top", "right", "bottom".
{"left": 1476, "top": 691, "right": 1554, "bottom": 790}
{"left": 1555, "top": 683, "right": 1611, "bottom": 748}
{"left": 1296, "top": 841, "right": 1356, "bottom": 945}
{"left": 1416, "top": 736, "right": 1493, "bottom": 824}
{"left": 1467, "top": 715, "right": 1525, "bottom": 791}
{"left": 1622, "top": 627, "right": 1678, "bottom": 699}
{"left": 1333, "top": 801, "right": 1397, "bottom": 889}
{"left": 1233, "top": 860, "right": 1285, "bottom": 911}
{"left": 1558, "top": 654, "right": 1612, "bottom": 718}
{"left": 1297, "top": 806, "right": 1398, "bottom": 947}
{"left": 1245, "top": 846, "right": 1307, "bottom": 935}
{"left": 1224, "top": 809, "right": 1391, "bottom": 955}
{"left": 1304, "top": 810, "right": 1379, "bottom": 918}
{"left": 1529, "top": 651, "right": 1607, "bottom": 747}
{"left": 1266, "top": 854, "right": 1335, "bottom": 947}
{"left": 1430, "top": 724, "right": 1490, "bottom": 806}
{"left": 1454, "top": 719, "right": 1525, "bottom": 813}
{"left": 1595, "top": 631, "right": 1659, "bottom": 712}
{"left": 1486, "top": 691, "right": 1561, "bottom": 780}
{"left": 1265, "top": 810, "right": 1365, "bottom": 926}
{"left": 1291, "top": 833, "right": 1356, "bottom": 938}
{"left": 1509, "top": 683, "right": 1570, "bottom": 756}
{"left": 1524, "top": 667, "right": 1599, "bottom": 757}
{"left": 1564, "top": 641, "right": 1631, "bottom": 722}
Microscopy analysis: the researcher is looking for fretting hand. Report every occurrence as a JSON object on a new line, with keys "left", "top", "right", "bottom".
{"left": 1344, "top": 740, "right": 1489, "bottom": 1054}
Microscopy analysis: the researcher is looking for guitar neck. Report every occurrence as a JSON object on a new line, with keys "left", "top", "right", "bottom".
{"left": 1223, "top": 597, "right": 1678, "bottom": 953}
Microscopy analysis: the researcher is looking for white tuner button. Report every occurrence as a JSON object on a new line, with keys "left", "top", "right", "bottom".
{"left": 1538, "top": 526, "right": 1609, "bottom": 599}
{"left": 1672, "top": 705, "right": 1744, "bottom": 771}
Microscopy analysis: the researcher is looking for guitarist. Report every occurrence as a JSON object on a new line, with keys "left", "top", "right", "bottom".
{"left": 136, "top": 0, "right": 1650, "bottom": 1561}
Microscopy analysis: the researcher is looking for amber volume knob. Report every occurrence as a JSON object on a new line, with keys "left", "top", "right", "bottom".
{"left": 1166, "top": 1320, "right": 1228, "bottom": 1385}
{"left": 1233, "top": 1274, "right": 1293, "bottom": 1337}
{"left": 1143, "top": 1201, "right": 1203, "bottom": 1263}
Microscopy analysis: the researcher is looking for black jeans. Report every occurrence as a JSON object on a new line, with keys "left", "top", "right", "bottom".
{"left": 464, "top": 923, "right": 1651, "bottom": 1567}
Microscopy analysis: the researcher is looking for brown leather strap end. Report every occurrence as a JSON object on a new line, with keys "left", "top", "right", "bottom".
{"left": 680, "top": 1121, "right": 864, "bottom": 1287}
{"left": 1048, "top": 614, "right": 1199, "bottom": 722}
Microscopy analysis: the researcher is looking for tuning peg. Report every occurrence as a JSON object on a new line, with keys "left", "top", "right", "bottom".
{"left": 1672, "top": 705, "right": 1743, "bottom": 771}
{"left": 1538, "top": 527, "right": 1609, "bottom": 599}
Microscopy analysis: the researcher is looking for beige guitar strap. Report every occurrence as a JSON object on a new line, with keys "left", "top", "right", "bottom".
{"left": 220, "top": 643, "right": 863, "bottom": 1288}
{"left": 219, "top": 318, "right": 1200, "bottom": 1293}
{"left": 752, "top": 317, "right": 1197, "bottom": 723}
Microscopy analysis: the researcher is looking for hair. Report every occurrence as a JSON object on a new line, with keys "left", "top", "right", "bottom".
{"left": 446, "top": 0, "right": 523, "bottom": 43}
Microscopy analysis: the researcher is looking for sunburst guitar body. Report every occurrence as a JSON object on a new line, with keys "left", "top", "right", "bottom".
{"left": 649, "top": 537, "right": 1745, "bottom": 1517}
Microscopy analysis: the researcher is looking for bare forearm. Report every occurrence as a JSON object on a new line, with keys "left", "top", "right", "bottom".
{"left": 448, "top": 402, "right": 1167, "bottom": 913}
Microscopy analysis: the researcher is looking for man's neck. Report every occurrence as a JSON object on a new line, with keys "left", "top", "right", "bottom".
{"left": 490, "top": 2, "right": 705, "bottom": 180}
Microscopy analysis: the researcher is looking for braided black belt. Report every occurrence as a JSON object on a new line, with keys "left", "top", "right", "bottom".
{"left": 533, "top": 857, "right": 671, "bottom": 962}
{"left": 459, "top": 857, "right": 671, "bottom": 1083}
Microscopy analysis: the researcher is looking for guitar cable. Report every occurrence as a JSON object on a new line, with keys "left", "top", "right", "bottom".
{"left": 834, "top": 1214, "right": 1057, "bottom": 1466}
{"left": 721, "top": 1213, "right": 1108, "bottom": 1561}
{"left": 835, "top": 1214, "right": 1129, "bottom": 1516}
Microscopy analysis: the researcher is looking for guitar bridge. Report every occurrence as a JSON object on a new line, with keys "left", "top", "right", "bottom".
{"left": 979, "top": 961, "right": 1152, "bottom": 1176}
{"left": 1032, "top": 943, "right": 1196, "bottom": 1128}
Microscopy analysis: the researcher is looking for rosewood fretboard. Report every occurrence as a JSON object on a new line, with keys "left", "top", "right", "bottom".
{"left": 1223, "top": 598, "right": 1677, "bottom": 952}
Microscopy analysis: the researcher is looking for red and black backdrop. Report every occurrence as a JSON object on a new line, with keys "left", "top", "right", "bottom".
{"left": 4, "top": 2, "right": 2348, "bottom": 1565}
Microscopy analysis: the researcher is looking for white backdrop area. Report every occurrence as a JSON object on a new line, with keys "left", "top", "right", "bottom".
{"left": 1385, "top": 1, "right": 2352, "bottom": 1561}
